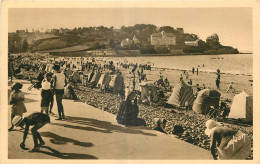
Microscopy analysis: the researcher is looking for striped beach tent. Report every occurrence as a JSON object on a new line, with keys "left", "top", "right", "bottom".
{"left": 192, "top": 89, "right": 221, "bottom": 114}
{"left": 90, "top": 72, "right": 101, "bottom": 88}
{"left": 109, "top": 74, "right": 125, "bottom": 93}
{"left": 167, "top": 81, "right": 195, "bottom": 107}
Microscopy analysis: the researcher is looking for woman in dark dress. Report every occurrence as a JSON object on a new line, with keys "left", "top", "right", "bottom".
{"left": 116, "top": 91, "right": 139, "bottom": 126}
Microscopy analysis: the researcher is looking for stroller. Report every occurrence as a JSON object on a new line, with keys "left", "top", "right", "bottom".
{"left": 28, "top": 72, "right": 44, "bottom": 90}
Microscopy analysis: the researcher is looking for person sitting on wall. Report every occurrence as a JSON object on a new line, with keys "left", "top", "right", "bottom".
{"left": 116, "top": 91, "right": 145, "bottom": 126}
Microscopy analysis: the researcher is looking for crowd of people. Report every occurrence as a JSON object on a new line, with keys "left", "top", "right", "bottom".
{"left": 7, "top": 56, "right": 249, "bottom": 159}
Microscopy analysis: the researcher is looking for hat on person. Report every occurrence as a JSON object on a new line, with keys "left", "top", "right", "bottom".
{"left": 126, "top": 91, "right": 136, "bottom": 100}
{"left": 11, "top": 82, "right": 23, "bottom": 90}
{"left": 204, "top": 120, "right": 222, "bottom": 136}
{"left": 12, "top": 115, "right": 23, "bottom": 126}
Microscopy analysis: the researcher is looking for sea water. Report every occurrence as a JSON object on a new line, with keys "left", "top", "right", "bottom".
{"left": 105, "top": 54, "right": 253, "bottom": 76}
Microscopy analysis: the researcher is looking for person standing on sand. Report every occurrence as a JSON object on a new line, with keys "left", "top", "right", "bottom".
{"left": 53, "top": 65, "right": 67, "bottom": 120}
{"left": 197, "top": 67, "right": 199, "bottom": 75}
{"left": 192, "top": 67, "right": 195, "bottom": 74}
{"left": 226, "top": 82, "right": 235, "bottom": 93}
{"left": 188, "top": 79, "right": 193, "bottom": 85}
{"left": 179, "top": 74, "right": 183, "bottom": 82}
{"left": 216, "top": 78, "right": 220, "bottom": 90}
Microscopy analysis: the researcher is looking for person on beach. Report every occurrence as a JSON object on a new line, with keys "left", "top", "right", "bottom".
{"left": 197, "top": 68, "right": 199, "bottom": 75}
{"left": 116, "top": 91, "right": 140, "bottom": 126}
{"left": 192, "top": 67, "right": 195, "bottom": 74}
{"left": 205, "top": 120, "right": 235, "bottom": 160}
{"left": 185, "top": 72, "right": 189, "bottom": 80}
{"left": 202, "top": 84, "right": 206, "bottom": 89}
{"left": 9, "top": 83, "right": 27, "bottom": 131}
{"left": 188, "top": 79, "right": 193, "bottom": 85}
{"left": 153, "top": 118, "right": 167, "bottom": 134}
{"left": 216, "top": 78, "right": 220, "bottom": 90}
{"left": 53, "top": 65, "right": 67, "bottom": 120}
{"left": 226, "top": 82, "right": 235, "bottom": 93}
{"left": 205, "top": 119, "right": 251, "bottom": 160}
{"left": 40, "top": 73, "right": 53, "bottom": 115}
{"left": 180, "top": 74, "right": 183, "bottom": 82}
{"left": 18, "top": 112, "right": 50, "bottom": 152}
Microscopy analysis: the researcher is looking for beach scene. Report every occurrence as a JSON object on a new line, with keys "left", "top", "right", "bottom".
{"left": 6, "top": 7, "right": 253, "bottom": 160}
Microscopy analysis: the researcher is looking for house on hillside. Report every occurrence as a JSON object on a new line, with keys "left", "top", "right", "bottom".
{"left": 121, "top": 38, "right": 132, "bottom": 47}
{"left": 121, "top": 36, "right": 140, "bottom": 48}
{"left": 151, "top": 31, "right": 176, "bottom": 46}
{"left": 133, "top": 35, "right": 140, "bottom": 44}
{"left": 185, "top": 39, "right": 199, "bottom": 46}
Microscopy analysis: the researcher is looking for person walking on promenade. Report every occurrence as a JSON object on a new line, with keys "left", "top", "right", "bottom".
{"left": 53, "top": 65, "right": 67, "bottom": 120}
{"left": 18, "top": 112, "right": 50, "bottom": 152}
{"left": 8, "top": 83, "right": 27, "bottom": 131}
{"left": 40, "top": 73, "right": 53, "bottom": 115}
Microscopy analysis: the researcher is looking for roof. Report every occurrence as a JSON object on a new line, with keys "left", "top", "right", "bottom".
{"left": 185, "top": 40, "right": 198, "bottom": 44}
{"left": 164, "top": 33, "right": 175, "bottom": 37}
{"left": 151, "top": 33, "right": 162, "bottom": 37}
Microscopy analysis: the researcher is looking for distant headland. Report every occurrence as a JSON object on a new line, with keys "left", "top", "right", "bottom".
{"left": 8, "top": 24, "right": 240, "bottom": 56}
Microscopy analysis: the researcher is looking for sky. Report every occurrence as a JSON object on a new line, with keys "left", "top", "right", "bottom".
{"left": 9, "top": 8, "right": 252, "bottom": 52}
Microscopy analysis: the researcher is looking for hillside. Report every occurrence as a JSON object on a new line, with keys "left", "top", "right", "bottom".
{"left": 9, "top": 25, "right": 239, "bottom": 55}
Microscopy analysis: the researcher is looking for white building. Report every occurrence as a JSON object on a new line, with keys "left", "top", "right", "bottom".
{"left": 151, "top": 31, "right": 176, "bottom": 46}
{"left": 185, "top": 39, "right": 199, "bottom": 46}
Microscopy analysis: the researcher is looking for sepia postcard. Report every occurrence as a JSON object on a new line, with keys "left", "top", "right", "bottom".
{"left": 1, "top": 1, "right": 260, "bottom": 164}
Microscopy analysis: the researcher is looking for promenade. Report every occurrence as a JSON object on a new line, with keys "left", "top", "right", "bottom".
{"left": 8, "top": 79, "right": 213, "bottom": 160}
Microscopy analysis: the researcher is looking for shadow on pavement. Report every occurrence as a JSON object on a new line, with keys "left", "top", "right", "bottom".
{"left": 52, "top": 116, "right": 156, "bottom": 136}
{"left": 40, "top": 132, "right": 94, "bottom": 148}
{"left": 37, "top": 146, "right": 98, "bottom": 159}
{"left": 23, "top": 98, "right": 39, "bottom": 103}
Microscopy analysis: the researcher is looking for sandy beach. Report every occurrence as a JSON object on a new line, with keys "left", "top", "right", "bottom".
{"left": 72, "top": 60, "right": 253, "bottom": 159}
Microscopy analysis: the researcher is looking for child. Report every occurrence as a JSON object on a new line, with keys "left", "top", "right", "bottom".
{"left": 41, "top": 73, "right": 53, "bottom": 115}
{"left": 9, "top": 83, "right": 27, "bottom": 131}
{"left": 18, "top": 112, "right": 50, "bottom": 152}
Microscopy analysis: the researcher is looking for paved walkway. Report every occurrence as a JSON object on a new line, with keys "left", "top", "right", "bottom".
{"left": 8, "top": 79, "right": 213, "bottom": 159}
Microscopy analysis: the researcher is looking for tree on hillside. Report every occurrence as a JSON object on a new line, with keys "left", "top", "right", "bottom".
{"left": 22, "top": 39, "right": 29, "bottom": 52}
{"left": 109, "top": 39, "right": 116, "bottom": 48}
{"left": 158, "top": 26, "right": 175, "bottom": 33}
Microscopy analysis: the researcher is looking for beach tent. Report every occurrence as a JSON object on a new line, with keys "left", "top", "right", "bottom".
{"left": 71, "top": 71, "right": 81, "bottom": 83}
{"left": 90, "top": 72, "right": 101, "bottom": 88}
{"left": 97, "top": 73, "right": 111, "bottom": 87}
{"left": 140, "top": 82, "right": 158, "bottom": 102}
{"left": 97, "top": 73, "right": 105, "bottom": 87}
{"left": 88, "top": 72, "right": 95, "bottom": 82}
{"left": 192, "top": 89, "right": 221, "bottom": 114}
{"left": 167, "top": 81, "right": 195, "bottom": 107}
{"left": 63, "top": 84, "right": 78, "bottom": 100}
{"left": 229, "top": 90, "right": 253, "bottom": 122}
{"left": 109, "top": 74, "right": 125, "bottom": 93}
